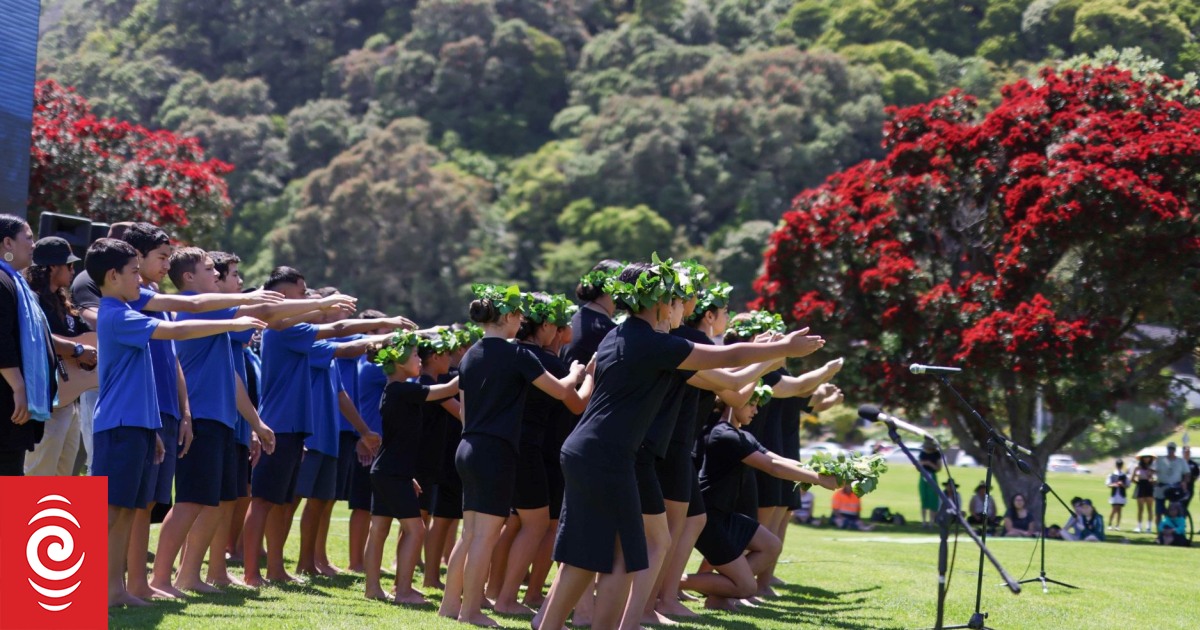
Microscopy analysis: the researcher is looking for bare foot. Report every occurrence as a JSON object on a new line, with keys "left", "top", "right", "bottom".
{"left": 439, "top": 601, "right": 461, "bottom": 619}
{"left": 643, "top": 610, "right": 678, "bottom": 626}
{"left": 459, "top": 612, "right": 500, "bottom": 627}
{"left": 147, "top": 581, "right": 187, "bottom": 599}
{"left": 110, "top": 591, "right": 151, "bottom": 608}
{"left": 704, "top": 596, "right": 738, "bottom": 611}
{"left": 677, "top": 590, "right": 699, "bottom": 602}
{"left": 266, "top": 570, "right": 305, "bottom": 585}
{"left": 739, "top": 597, "right": 760, "bottom": 608}
{"left": 522, "top": 594, "right": 545, "bottom": 608}
{"left": 756, "top": 585, "right": 778, "bottom": 598}
{"left": 243, "top": 574, "right": 267, "bottom": 588}
{"left": 656, "top": 599, "right": 697, "bottom": 618}
{"left": 175, "top": 578, "right": 223, "bottom": 594}
{"left": 316, "top": 563, "right": 342, "bottom": 577}
{"left": 424, "top": 578, "right": 446, "bottom": 590}
{"left": 494, "top": 600, "right": 535, "bottom": 616}
{"left": 570, "top": 614, "right": 592, "bottom": 627}
{"left": 365, "top": 590, "right": 395, "bottom": 603}
{"left": 208, "top": 573, "right": 247, "bottom": 588}
{"left": 347, "top": 564, "right": 365, "bottom": 573}
{"left": 128, "top": 584, "right": 176, "bottom": 600}
{"left": 769, "top": 575, "right": 785, "bottom": 586}
{"left": 394, "top": 590, "right": 429, "bottom": 605}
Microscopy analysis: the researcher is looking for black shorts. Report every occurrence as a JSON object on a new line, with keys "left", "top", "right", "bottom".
{"left": 432, "top": 479, "right": 463, "bottom": 519}
{"left": 150, "top": 413, "right": 179, "bottom": 505}
{"left": 755, "top": 469, "right": 783, "bottom": 509}
{"left": 695, "top": 510, "right": 760, "bottom": 566}
{"left": 635, "top": 447, "right": 666, "bottom": 516}
{"left": 544, "top": 445, "right": 565, "bottom": 520}
{"left": 513, "top": 443, "right": 550, "bottom": 510}
{"left": 736, "top": 468, "right": 759, "bottom": 518}
{"left": 235, "top": 443, "right": 250, "bottom": 498}
{"left": 296, "top": 451, "right": 338, "bottom": 501}
{"left": 348, "top": 461, "right": 373, "bottom": 512}
{"left": 371, "top": 471, "right": 421, "bottom": 519}
{"left": 686, "top": 470, "right": 706, "bottom": 518}
{"left": 94, "top": 426, "right": 157, "bottom": 509}
{"left": 175, "top": 418, "right": 238, "bottom": 506}
{"left": 657, "top": 443, "right": 694, "bottom": 503}
{"left": 335, "top": 432, "right": 359, "bottom": 501}
{"left": 251, "top": 432, "right": 305, "bottom": 505}
{"left": 455, "top": 433, "right": 517, "bottom": 518}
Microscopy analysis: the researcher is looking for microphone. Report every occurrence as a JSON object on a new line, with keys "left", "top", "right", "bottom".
{"left": 910, "top": 363, "right": 963, "bottom": 375}
{"left": 858, "top": 405, "right": 939, "bottom": 445}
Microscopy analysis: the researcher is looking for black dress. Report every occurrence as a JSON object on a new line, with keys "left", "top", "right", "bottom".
{"left": 780, "top": 396, "right": 812, "bottom": 509}
{"left": 554, "top": 317, "right": 693, "bottom": 573}
{"left": 561, "top": 305, "right": 615, "bottom": 366}
{"left": 371, "top": 380, "right": 430, "bottom": 519}
{"left": 455, "top": 337, "right": 546, "bottom": 517}
{"left": 513, "top": 344, "right": 566, "bottom": 511}
{"left": 671, "top": 325, "right": 717, "bottom": 517}
{"left": 696, "top": 421, "right": 767, "bottom": 565}
{"left": 432, "top": 369, "right": 464, "bottom": 519}
{"left": 0, "top": 271, "right": 52, "bottom": 474}
{"left": 415, "top": 373, "right": 448, "bottom": 512}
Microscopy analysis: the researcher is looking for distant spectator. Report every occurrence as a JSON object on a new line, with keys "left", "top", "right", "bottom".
{"left": 791, "top": 489, "right": 822, "bottom": 526}
{"left": 1045, "top": 524, "right": 1063, "bottom": 540}
{"left": 831, "top": 484, "right": 873, "bottom": 531}
{"left": 1003, "top": 493, "right": 1039, "bottom": 538}
{"left": 967, "top": 482, "right": 1000, "bottom": 534}
{"left": 1158, "top": 523, "right": 1191, "bottom": 547}
{"left": 1183, "top": 445, "right": 1198, "bottom": 514}
{"left": 942, "top": 479, "right": 961, "bottom": 512}
{"left": 1154, "top": 442, "right": 1189, "bottom": 526}
{"left": 1106, "top": 459, "right": 1128, "bottom": 530}
{"left": 1158, "top": 502, "right": 1187, "bottom": 537}
{"left": 917, "top": 438, "right": 943, "bottom": 529}
{"left": 1063, "top": 499, "right": 1105, "bottom": 542}
{"left": 1132, "top": 454, "right": 1156, "bottom": 533}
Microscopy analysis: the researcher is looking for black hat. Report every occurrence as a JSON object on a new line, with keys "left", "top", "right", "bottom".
{"left": 32, "top": 236, "right": 81, "bottom": 266}
{"left": 975, "top": 481, "right": 990, "bottom": 492}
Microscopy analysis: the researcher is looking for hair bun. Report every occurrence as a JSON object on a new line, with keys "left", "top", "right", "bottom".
{"left": 468, "top": 298, "right": 500, "bottom": 324}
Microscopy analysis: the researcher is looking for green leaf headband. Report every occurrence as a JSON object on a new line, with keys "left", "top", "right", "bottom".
{"left": 457, "top": 322, "right": 483, "bottom": 346}
{"left": 580, "top": 268, "right": 621, "bottom": 293}
{"left": 549, "top": 296, "right": 578, "bottom": 328}
{"left": 749, "top": 381, "right": 774, "bottom": 407}
{"left": 418, "top": 328, "right": 456, "bottom": 355}
{"left": 604, "top": 253, "right": 681, "bottom": 313}
{"left": 472, "top": 283, "right": 525, "bottom": 316}
{"left": 523, "top": 293, "right": 555, "bottom": 325}
{"left": 675, "top": 260, "right": 710, "bottom": 299}
{"left": 691, "top": 282, "right": 733, "bottom": 319}
{"left": 373, "top": 329, "right": 419, "bottom": 374}
{"left": 728, "top": 309, "right": 786, "bottom": 338}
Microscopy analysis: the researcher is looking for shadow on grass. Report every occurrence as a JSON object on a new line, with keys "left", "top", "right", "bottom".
{"left": 670, "top": 584, "right": 902, "bottom": 630}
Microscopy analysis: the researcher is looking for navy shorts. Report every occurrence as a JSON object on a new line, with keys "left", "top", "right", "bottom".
{"left": 94, "top": 426, "right": 157, "bottom": 509}
{"left": 513, "top": 443, "right": 549, "bottom": 511}
{"left": 149, "top": 413, "right": 179, "bottom": 505}
{"left": 456, "top": 433, "right": 516, "bottom": 518}
{"left": 336, "top": 432, "right": 358, "bottom": 501}
{"left": 695, "top": 510, "right": 760, "bottom": 566}
{"left": 251, "top": 432, "right": 305, "bottom": 505}
{"left": 235, "top": 443, "right": 250, "bottom": 498}
{"left": 296, "top": 451, "right": 338, "bottom": 501}
{"left": 635, "top": 447, "right": 666, "bottom": 516}
{"left": 432, "top": 480, "right": 463, "bottom": 519}
{"left": 348, "top": 461, "right": 373, "bottom": 512}
{"left": 175, "top": 418, "right": 238, "bottom": 506}
{"left": 371, "top": 472, "right": 420, "bottom": 520}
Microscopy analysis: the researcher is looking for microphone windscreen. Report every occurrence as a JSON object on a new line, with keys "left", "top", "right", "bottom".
{"left": 857, "top": 404, "right": 881, "bottom": 421}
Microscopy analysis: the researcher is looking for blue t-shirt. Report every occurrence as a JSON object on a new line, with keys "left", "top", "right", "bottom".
{"left": 258, "top": 323, "right": 336, "bottom": 436}
{"left": 334, "top": 335, "right": 362, "bottom": 433}
{"left": 130, "top": 287, "right": 180, "bottom": 419}
{"left": 356, "top": 357, "right": 386, "bottom": 435}
{"left": 305, "top": 358, "right": 342, "bottom": 457}
{"left": 94, "top": 297, "right": 163, "bottom": 432}
{"left": 174, "top": 298, "right": 239, "bottom": 429}
{"left": 230, "top": 329, "right": 255, "bottom": 446}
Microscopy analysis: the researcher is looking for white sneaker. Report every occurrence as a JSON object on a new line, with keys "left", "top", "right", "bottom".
{"left": 1133, "top": 526, "right": 1142, "bottom": 533}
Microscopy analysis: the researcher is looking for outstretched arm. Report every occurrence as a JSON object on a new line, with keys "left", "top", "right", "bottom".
{"left": 771, "top": 359, "right": 844, "bottom": 399}
{"left": 151, "top": 316, "right": 267, "bottom": 341}
{"left": 146, "top": 289, "right": 283, "bottom": 313}
{"left": 315, "top": 315, "right": 416, "bottom": 340}
{"left": 743, "top": 450, "right": 839, "bottom": 490}
{"left": 678, "top": 329, "right": 824, "bottom": 372}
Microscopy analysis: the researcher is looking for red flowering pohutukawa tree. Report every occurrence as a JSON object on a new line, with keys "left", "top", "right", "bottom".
{"left": 28, "top": 80, "right": 232, "bottom": 244}
{"left": 754, "top": 63, "right": 1200, "bottom": 505}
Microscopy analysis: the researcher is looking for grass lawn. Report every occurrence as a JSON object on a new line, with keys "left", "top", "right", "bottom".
{"left": 111, "top": 466, "right": 1194, "bottom": 629}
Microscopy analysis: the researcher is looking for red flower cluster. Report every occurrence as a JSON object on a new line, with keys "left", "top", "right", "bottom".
{"left": 28, "top": 80, "right": 232, "bottom": 243}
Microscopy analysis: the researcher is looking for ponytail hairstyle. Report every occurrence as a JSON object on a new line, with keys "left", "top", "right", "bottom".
{"left": 576, "top": 259, "right": 623, "bottom": 302}
{"left": 469, "top": 283, "right": 524, "bottom": 324}
{"left": 516, "top": 292, "right": 553, "bottom": 341}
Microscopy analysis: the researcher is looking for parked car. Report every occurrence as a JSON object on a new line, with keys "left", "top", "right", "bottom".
{"left": 954, "top": 451, "right": 979, "bottom": 467}
{"left": 1047, "top": 453, "right": 1091, "bottom": 474}
{"left": 799, "top": 441, "right": 843, "bottom": 462}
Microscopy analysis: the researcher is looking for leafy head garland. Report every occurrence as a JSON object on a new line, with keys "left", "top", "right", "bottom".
{"left": 522, "top": 292, "right": 555, "bottom": 325}
{"left": 674, "top": 260, "right": 710, "bottom": 300}
{"left": 605, "top": 253, "right": 681, "bottom": 313}
{"left": 418, "top": 328, "right": 457, "bottom": 355}
{"left": 471, "top": 283, "right": 525, "bottom": 316}
{"left": 373, "top": 330, "right": 420, "bottom": 375}
{"left": 547, "top": 294, "right": 578, "bottom": 328}
{"left": 454, "top": 322, "right": 484, "bottom": 347}
{"left": 579, "top": 267, "right": 622, "bottom": 295}
{"left": 749, "top": 381, "right": 774, "bottom": 407}
{"left": 726, "top": 310, "right": 786, "bottom": 339}
{"left": 690, "top": 282, "right": 733, "bottom": 321}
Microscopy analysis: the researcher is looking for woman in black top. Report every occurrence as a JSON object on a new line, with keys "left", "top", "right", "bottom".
{"left": 493, "top": 294, "right": 592, "bottom": 616}
{"left": 414, "top": 331, "right": 461, "bottom": 588}
{"left": 364, "top": 332, "right": 458, "bottom": 605}
{"left": 0, "top": 216, "right": 57, "bottom": 476}
{"left": 560, "top": 259, "right": 622, "bottom": 366}
{"left": 683, "top": 391, "right": 837, "bottom": 610}
{"left": 534, "top": 259, "right": 828, "bottom": 630}
{"left": 423, "top": 328, "right": 471, "bottom": 590}
{"left": 439, "top": 285, "right": 585, "bottom": 627}
{"left": 1003, "top": 493, "right": 1039, "bottom": 538}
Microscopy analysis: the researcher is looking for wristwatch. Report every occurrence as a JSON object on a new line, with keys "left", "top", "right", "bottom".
{"left": 72, "top": 343, "right": 85, "bottom": 358}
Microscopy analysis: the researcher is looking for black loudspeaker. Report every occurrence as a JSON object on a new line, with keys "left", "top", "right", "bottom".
{"left": 37, "top": 211, "right": 93, "bottom": 263}
{"left": 89, "top": 222, "right": 110, "bottom": 244}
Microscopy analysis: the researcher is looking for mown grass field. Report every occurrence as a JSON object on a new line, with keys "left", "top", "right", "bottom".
{"left": 111, "top": 466, "right": 1194, "bottom": 629}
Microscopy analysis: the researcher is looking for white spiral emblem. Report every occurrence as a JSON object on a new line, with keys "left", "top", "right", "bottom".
{"left": 26, "top": 495, "right": 86, "bottom": 612}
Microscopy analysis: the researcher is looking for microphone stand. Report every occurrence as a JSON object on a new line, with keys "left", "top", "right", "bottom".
{"left": 1021, "top": 482, "right": 1080, "bottom": 593}
{"left": 882, "top": 423, "right": 1020, "bottom": 630}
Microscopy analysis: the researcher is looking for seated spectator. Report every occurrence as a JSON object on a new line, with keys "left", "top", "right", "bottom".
{"left": 831, "top": 484, "right": 874, "bottom": 531}
{"left": 1158, "top": 503, "right": 1187, "bottom": 536}
{"left": 967, "top": 482, "right": 1001, "bottom": 533}
{"left": 942, "top": 479, "right": 961, "bottom": 512}
{"left": 1045, "top": 524, "right": 1063, "bottom": 540}
{"left": 1002, "top": 493, "right": 1039, "bottom": 537}
{"left": 791, "top": 489, "right": 823, "bottom": 526}
{"left": 1158, "top": 523, "right": 1191, "bottom": 547}
{"left": 1062, "top": 499, "right": 1105, "bottom": 542}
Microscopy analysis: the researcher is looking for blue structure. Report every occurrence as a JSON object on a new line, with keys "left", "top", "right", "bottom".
{"left": 0, "top": 0, "right": 42, "bottom": 219}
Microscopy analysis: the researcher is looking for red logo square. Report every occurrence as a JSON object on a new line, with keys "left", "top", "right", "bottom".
{"left": 0, "top": 476, "right": 108, "bottom": 629}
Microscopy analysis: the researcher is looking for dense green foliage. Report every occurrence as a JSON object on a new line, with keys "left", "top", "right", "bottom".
{"left": 36, "top": 0, "right": 1200, "bottom": 321}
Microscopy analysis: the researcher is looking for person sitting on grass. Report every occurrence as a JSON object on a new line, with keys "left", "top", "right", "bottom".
{"left": 1002, "top": 493, "right": 1039, "bottom": 538}
{"left": 967, "top": 482, "right": 1001, "bottom": 535}
{"left": 1157, "top": 522, "right": 1191, "bottom": 547}
{"left": 1158, "top": 503, "right": 1187, "bottom": 539}
{"left": 791, "top": 488, "right": 822, "bottom": 526}
{"left": 831, "top": 484, "right": 873, "bottom": 531}
{"left": 1062, "top": 498, "right": 1105, "bottom": 542}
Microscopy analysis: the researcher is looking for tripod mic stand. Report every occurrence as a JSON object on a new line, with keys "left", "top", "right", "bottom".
{"left": 1017, "top": 482, "right": 1080, "bottom": 593}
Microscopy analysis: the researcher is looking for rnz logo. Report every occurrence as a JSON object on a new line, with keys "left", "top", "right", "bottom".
{"left": 27, "top": 495, "right": 86, "bottom": 611}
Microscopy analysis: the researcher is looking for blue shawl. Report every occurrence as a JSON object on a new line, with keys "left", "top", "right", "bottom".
{"left": 0, "top": 259, "right": 55, "bottom": 421}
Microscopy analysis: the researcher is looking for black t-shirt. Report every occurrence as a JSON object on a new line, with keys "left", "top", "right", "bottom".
{"left": 70, "top": 270, "right": 102, "bottom": 313}
{"left": 745, "top": 368, "right": 787, "bottom": 453}
{"left": 561, "top": 305, "right": 616, "bottom": 365}
{"left": 919, "top": 448, "right": 941, "bottom": 472}
{"left": 669, "top": 326, "right": 710, "bottom": 449}
{"left": 37, "top": 292, "right": 89, "bottom": 338}
{"left": 415, "top": 374, "right": 447, "bottom": 479}
{"left": 699, "top": 421, "right": 767, "bottom": 514}
{"left": 439, "top": 369, "right": 463, "bottom": 484}
{"left": 642, "top": 369, "right": 691, "bottom": 459}
{"left": 459, "top": 337, "right": 546, "bottom": 449}
{"left": 563, "top": 317, "right": 694, "bottom": 458}
{"left": 0, "top": 271, "right": 52, "bottom": 452}
{"left": 1186, "top": 460, "right": 1199, "bottom": 492}
{"left": 520, "top": 344, "right": 568, "bottom": 450}
{"left": 372, "top": 380, "right": 430, "bottom": 476}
